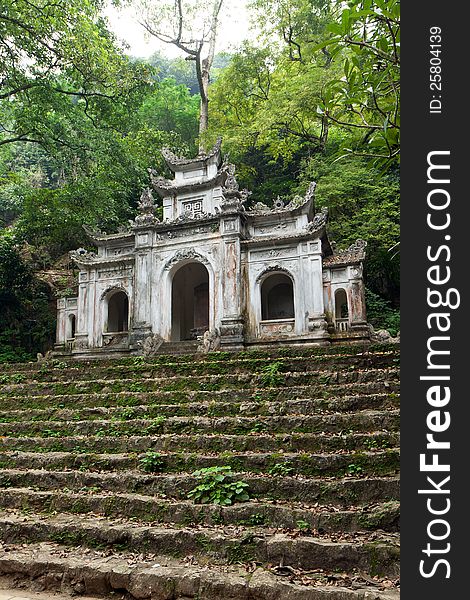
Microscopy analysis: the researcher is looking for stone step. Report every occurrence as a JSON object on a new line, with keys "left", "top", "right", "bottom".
{"left": 0, "top": 543, "right": 401, "bottom": 599}
{"left": 0, "top": 343, "right": 399, "bottom": 373}
{"left": 0, "top": 511, "right": 400, "bottom": 576}
{"left": 0, "top": 353, "right": 399, "bottom": 383}
{"left": 0, "top": 368, "right": 400, "bottom": 397}
{"left": 156, "top": 341, "right": 200, "bottom": 354}
{"left": 0, "top": 488, "right": 400, "bottom": 533}
{"left": 0, "top": 467, "right": 400, "bottom": 504}
{"left": 0, "top": 431, "right": 400, "bottom": 455}
{"left": 0, "top": 383, "right": 400, "bottom": 411}
{"left": 0, "top": 393, "right": 400, "bottom": 423}
{"left": 0, "top": 410, "right": 400, "bottom": 438}
{"left": 0, "top": 446, "right": 399, "bottom": 478}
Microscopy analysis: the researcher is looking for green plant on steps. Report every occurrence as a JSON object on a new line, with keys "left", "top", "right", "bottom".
{"left": 188, "top": 466, "right": 250, "bottom": 506}
{"left": 139, "top": 451, "right": 165, "bottom": 473}
{"left": 268, "top": 462, "right": 295, "bottom": 477}
{"left": 259, "top": 361, "right": 284, "bottom": 387}
{"left": 347, "top": 463, "right": 364, "bottom": 475}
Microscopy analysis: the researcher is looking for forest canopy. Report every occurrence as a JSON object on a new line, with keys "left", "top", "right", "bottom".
{"left": 0, "top": 0, "right": 400, "bottom": 361}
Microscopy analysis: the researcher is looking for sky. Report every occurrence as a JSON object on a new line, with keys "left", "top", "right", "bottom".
{"left": 103, "top": 1, "right": 255, "bottom": 59}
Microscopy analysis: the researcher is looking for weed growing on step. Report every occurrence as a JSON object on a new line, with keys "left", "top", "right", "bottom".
{"left": 128, "top": 382, "right": 145, "bottom": 393}
{"left": 259, "top": 362, "right": 284, "bottom": 387}
{"left": 131, "top": 356, "right": 146, "bottom": 366}
{"left": 242, "top": 512, "right": 266, "bottom": 526}
{"left": 249, "top": 421, "right": 268, "bottom": 433}
{"left": 116, "top": 396, "right": 140, "bottom": 407}
{"left": 364, "top": 437, "right": 391, "bottom": 450}
{"left": 144, "top": 416, "right": 166, "bottom": 434}
{"left": 0, "top": 373, "right": 26, "bottom": 384}
{"left": 347, "top": 463, "right": 364, "bottom": 475}
{"left": 268, "top": 462, "right": 295, "bottom": 477}
{"left": 296, "top": 519, "right": 311, "bottom": 533}
{"left": 139, "top": 451, "right": 165, "bottom": 473}
{"left": 118, "top": 407, "right": 139, "bottom": 420}
{"left": 188, "top": 466, "right": 250, "bottom": 506}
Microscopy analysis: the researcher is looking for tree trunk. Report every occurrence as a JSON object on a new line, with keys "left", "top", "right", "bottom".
{"left": 197, "top": 59, "right": 210, "bottom": 151}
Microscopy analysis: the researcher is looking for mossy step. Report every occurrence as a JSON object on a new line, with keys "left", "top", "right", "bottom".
{"left": 0, "top": 543, "right": 401, "bottom": 599}
{"left": 0, "top": 430, "right": 400, "bottom": 455}
{"left": 0, "top": 367, "right": 400, "bottom": 397}
{"left": 0, "top": 488, "right": 400, "bottom": 533}
{"left": 0, "top": 354, "right": 399, "bottom": 383}
{"left": 0, "top": 446, "right": 400, "bottom": 478}
{"left": 0, "top": 462, "right": 400, "bottom": 502}
{"left": 0, "top": 410, "right": 400, "bottom": 438}
{"left": 0, "top": 383, "right": 401, "bottom": 411}
{"left": 0, "top": 343, "right": 399, "bottom": 372}
{"left": 0, "top": 393, "right": 400, "bottom": 424}
{"left": 0, "top": 511, "right": 400, "bottom": 575}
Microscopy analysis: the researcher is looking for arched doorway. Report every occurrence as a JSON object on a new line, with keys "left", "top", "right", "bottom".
{"left": 68, "top": 314, "right": 76, "bottom": 339}
{"left": 261, "top": 273, "right": 295, "bottom": 320}
{"left": 334, "top": 288, "right": 349, "bottom": 331}
{"left": 171, "top": 262, "right": 209, "bottom": 341}
{"left": 106, "top": 290, "right": 129, "bottom": 333}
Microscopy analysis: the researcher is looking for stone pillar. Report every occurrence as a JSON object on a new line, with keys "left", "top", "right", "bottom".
{"left": 55, "top": 299, "right": 66, "bottom": 345}
{"left": 349, "top": 265, "right": 368, "bottom": 330}
{"left": 219, "top": 215, "right": 245, "bottom": 349}
{"left": 303, "top": 240, "right": 329, "bottom": 340}
{"left": 130, "top": 230, "right": 153, "bottom": 348}
{"left": 73, "top": 270, "right": 90, "bottom": 352}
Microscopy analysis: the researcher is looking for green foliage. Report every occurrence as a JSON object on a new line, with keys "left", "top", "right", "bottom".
{"left": 139, "top": 451, "right": 165, "bottom": 473}
{"left": 320, "top": 0, "right": 400, "bottom": 166}
{"left": 144, "top": 416, "right": 166, "bottom": 433}
{"left": 296, "top": 519, "right": 311, "bottom": 531}
{"left": 1, "top": 0, "right": 150, "bottom": 150}
{"left": 259, "top": 361, "right": 284, "bottom": 387}
{"left": 188, "top": 466, "right": 250, "bottom": 506}
{"left": 0, "top": 230, "right": 54, "bottom": 362}
{"left": 268, "top": 462, "right": 295, "bottom": 477}
{"left": 300, "top": 152, "right": 399, "bottom": 302}
{"left": 365, "top": 288, "right": 400, "bottom": 336}
{"left": 347, "top": 463, "right": 363, "bottom": 475}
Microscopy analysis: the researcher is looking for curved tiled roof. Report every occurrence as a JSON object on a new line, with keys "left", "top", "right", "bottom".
{"left": 323, "top": 240, "right": 367, "bottom": 267}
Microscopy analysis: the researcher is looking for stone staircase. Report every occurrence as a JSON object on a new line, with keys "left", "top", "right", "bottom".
{"left": 0, "top": 344, "right": 400, "bottom": 599}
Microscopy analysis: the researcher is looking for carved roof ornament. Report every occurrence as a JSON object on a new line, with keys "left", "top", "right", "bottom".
{"left": 306, "top": 206, "right": 328, "bottom": 233}
{"left": 138, "top": 187, "right": 156, "bottom": 212}
{"left": 220, "top": 162, "right": 249, "bottom": 213}
{"left": 69, "top": 248, "right": 97, "bottom": 263}
{"left": 132, "top": 188, "right": 160, "bottom": 228}
{"left": 82, "top": 224, "right": 105, "bottom": 237}
{"left": 161, "top": 137, "right": 223, "bottom": 170}
{"left": 347, "top": 239, "right": 367, "bottom": 252}
{"left": 223, "top": 163, "right": 239, "bottom": 192}
{"left": 304, "top": 181, "right": 317, "bottom": 204}
{"left": 247, "top": 181, "right": 317, "bottom": 215}
{"left": 251, "top": 201, "right": 270, "bottom": 212}
{"left": 323, "top": 239, "right": 368, "bottom": 267}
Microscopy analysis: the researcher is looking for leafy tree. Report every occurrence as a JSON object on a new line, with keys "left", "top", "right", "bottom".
{"left": 138, "top": 79, "right": 200, "bottom": 148}
{"left": 137, "top": 0, "right": 225, "bottom": 142}
{"left": 299, "top": 152, "right": 399, "bottom": 302}
{"left": 0, "top": 0, "right": 150, "bottom": 150}
{"left": 0, "top": 230, "right": 54, "bottom": 361}
{"left": 147, "top": 51, "right": 200, "bottom": 93}
{"left": 320, "top": 0, "right": 400, "bottom": 165}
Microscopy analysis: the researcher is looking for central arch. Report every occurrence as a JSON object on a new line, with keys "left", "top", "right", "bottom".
{"left": 171, "top": 262, "right": 210, "bottom": 341}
